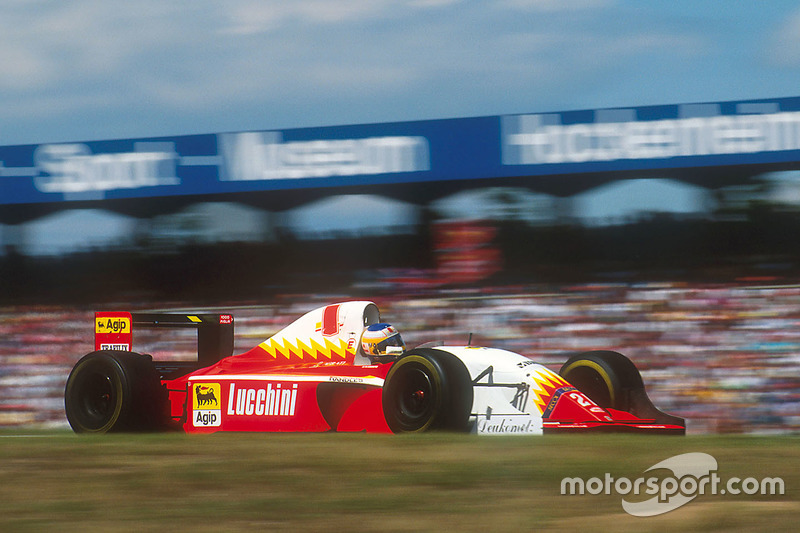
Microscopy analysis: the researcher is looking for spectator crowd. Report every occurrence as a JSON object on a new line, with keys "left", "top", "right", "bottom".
{"left": 2, "top": 280, "right": 800, "bottom": 434}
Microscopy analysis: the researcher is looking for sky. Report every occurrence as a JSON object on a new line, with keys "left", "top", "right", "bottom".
{"left": 4, "top": 1, "right": 800, "bottom": 254}
{"left": 2, "top": 1, "right": 800, "bottom": 147}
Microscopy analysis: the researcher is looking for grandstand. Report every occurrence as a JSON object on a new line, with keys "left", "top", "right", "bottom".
{"left": 2, "top": 95, "right": 800, "bottom": 432}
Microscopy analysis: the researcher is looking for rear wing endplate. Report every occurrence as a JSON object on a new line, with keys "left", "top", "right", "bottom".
{"left": 95, "top": 311, "right": 234, "bottom": 366}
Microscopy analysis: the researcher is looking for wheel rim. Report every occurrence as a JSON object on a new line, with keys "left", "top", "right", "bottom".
{"left": 396, "top": 365, "right": 435, "bottom": 426}
{"left": 79, "top": 372, "right": 116, "bottom": 425}
{"left": 385, "top": 358, "right": 441, "bottom": 432}
{"left": 67, "top": 363, "right": 123, "bottom": 432}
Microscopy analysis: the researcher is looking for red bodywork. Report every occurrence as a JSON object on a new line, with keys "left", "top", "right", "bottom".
{"left": 168, "top": 356, "right": 394, "bottom": 434}
{"left": 91, "top": 304, "right": 685, "bottom": 435}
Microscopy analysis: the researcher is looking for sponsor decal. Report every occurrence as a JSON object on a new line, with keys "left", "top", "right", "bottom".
{"left": 328, "top": 376, "right": 364, "bottom": 384}
{"left": 100, "top": 344, "right": 130, "bottom": 351}
{"left": 477, "top": 415, "right": 541, "bottom": 435}
{"left": 194, "top": 383, "right": 220, "bottom": 409}
{"left": 219, "top": 314, "right": 233, "bottom": 325}
{"left": 95, "top": 312, "right": 132, "bottom": 352}
{"left": 307, "top": 361, "right": 348, "bottom": 368}
{"left": 192, "top": 383, "right": 222, "bottom": 427}
{"left": 194, "top": 410, "right": 220, "bottom": 427}
{"left": 226, "top": 383, "right": 298, "bottom": 417}
{"left": 95, "top": 317, "right": 131, "bottom": 334}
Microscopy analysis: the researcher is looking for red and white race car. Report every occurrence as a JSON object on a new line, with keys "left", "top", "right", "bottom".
{"left": 65, "top": 301, "right": 685, "bottom": 435}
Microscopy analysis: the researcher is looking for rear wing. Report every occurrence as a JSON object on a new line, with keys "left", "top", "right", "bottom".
{"left": 95, "top": 311, "right": 234, "bottom": 367}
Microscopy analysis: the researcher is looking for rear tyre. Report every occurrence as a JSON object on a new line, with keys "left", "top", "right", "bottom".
{"left": 65, "top": 350, "right": 165, "bottom": 433}
{"left": 382, "top": 349, "right": 472, "bottom": 433}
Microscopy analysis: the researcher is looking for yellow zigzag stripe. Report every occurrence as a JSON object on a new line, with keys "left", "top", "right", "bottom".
{"left": 326, "top": 337, "right": 348, "bottom": 359}
{"left": 259, "top": 336, "right": 350, "bottom": 360}
{"left": 529, "top": 369, "right": 571, "bottom": 414}
{"left": 296, "top": 338, "right": 314, "bottom": 359}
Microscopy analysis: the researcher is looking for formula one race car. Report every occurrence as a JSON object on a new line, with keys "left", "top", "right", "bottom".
{"left": 64, "top": 301, "right": 685, "bottom": 435}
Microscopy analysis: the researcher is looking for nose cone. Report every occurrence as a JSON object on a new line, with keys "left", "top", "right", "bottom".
{"left": 546, "top": 388, "right": 613, "bottom": 423}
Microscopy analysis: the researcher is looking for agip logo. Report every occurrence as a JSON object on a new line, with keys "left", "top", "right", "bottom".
{"left": 192, "top": 383, "right": 222, "bottom": 427}
{"left": 94, "top": 312, "right": 132, "bottom": 351}
{"left": 95, "top": 316, "right": 131, "bottom": 334}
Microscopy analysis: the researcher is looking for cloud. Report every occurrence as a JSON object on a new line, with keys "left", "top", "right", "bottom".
{"left": 767, "top": 7, "right": 800, "bottom": 66}
{"left": 0, "top": 1, "right": 687, "bottom": 110}
{"left": 499, "top": 0, "right": 611, "bottom": 11}
{"left": 0, "top": 2, "right": 204, "bottom": 91}
{"left": 0, "top": 1, "right": 673, "bottom": 128}
{"left": 0, "top": 1, "right": 793, "bottom": 147}
{"left": 0, "top": 1, "right": 452, "bottom": 103}
{"left": 0, "top": 45, "right": 54, "bottom": 90}
{"left": 220, "top": 0, "right": 402, "bottom": 35}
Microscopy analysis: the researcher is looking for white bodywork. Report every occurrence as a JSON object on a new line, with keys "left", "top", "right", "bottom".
{"left": 431, "top": 346, "right": 567, "bottom": 435}
{"left": 258, "top": 301, "right": 570, "bottom": 435}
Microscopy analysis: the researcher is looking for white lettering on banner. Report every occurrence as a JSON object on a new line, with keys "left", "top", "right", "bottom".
{"left": 503, "top": 111, "right": 800, "bottom": 165}
{"left": 219, "top": 132, "right": 430, "bottom": 181}
{"left": 226, "top": 383, "right": 298, "bottom": 417}
{"left": 32, "top": 143, "right": 180, "bottom": 193}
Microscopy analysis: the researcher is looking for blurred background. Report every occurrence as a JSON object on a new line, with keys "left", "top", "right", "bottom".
{"left": 3, "top": 3, "right": 800, "bottom": 435}
{"left": 3, "top": 120, "right": 800, "bottom": 434}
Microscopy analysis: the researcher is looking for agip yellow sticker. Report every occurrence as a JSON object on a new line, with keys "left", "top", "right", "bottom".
{"left": 95, "top": 316, "right": 131, "bottom": 334}
{"left": 192, "top": 383, "right": 222, "bottom": 410}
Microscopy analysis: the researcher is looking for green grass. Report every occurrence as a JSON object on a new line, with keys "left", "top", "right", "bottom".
{"left": 0, "top": 431, "right": 798, "bottom": 532}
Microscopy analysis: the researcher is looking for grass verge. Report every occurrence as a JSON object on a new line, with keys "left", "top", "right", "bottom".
{"left": 0, "top": 431, "right": 797, "bottom": 532}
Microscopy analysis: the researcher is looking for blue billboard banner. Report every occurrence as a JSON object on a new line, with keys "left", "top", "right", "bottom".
{"left": 0, "top": 118, "right": 498, "bottom": 206}
{"left": 502, "top": 98, "right": 800, "bottom": 173}
{"left": 2, "top": 96, "right": 800, "bottom": 207}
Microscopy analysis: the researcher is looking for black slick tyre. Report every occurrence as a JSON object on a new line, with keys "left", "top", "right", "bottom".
{"left": 381, "top": 349, "right": 472, "bottom": 433}
{"left": 559, "top": 351, "right": 644, "bottom": 411}
{"left": 558, "top": 350, "right": 643, "bottom": 411}
{"left": 559, "top": 350, "right": 684, "bottom": 431}
{"left": 64, "top": 350, "right": 165, "bottom": 433}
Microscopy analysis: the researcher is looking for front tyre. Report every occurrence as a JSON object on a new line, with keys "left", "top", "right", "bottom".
{"left": 64, "top": 350, "right": 165, "bottom": 433}
{"left": 381, "top": 349, "right": 472, "bottom": 433}
{"left": 559, "top": 350, "right": 685, "bottom": 430}
{"left": 558, "top": 350, "right": 641, "bottom": 410}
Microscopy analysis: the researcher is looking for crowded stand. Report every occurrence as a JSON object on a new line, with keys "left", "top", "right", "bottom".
{"left": 2, "top": 280, "right": 799, "bottom": 434}
{"left": 3, "top": 95, "right": 800, "bottom": 436}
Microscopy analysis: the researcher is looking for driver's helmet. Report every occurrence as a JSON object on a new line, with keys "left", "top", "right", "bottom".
{"left": 361, "top": 323, "right": 405, "bottom": 360}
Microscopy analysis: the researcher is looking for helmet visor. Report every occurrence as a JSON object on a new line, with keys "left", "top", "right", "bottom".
{"left": 376, "top": 333, "right": 405, "bottom": 355}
